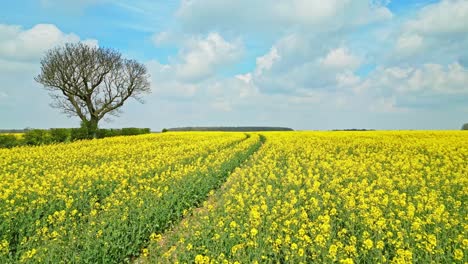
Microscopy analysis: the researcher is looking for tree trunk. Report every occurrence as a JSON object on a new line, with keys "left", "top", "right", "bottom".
{"left": 88, "top": 117, "right": 99, "bottom": 138}
{"left": 81, "top": 117, "right": 99, "bottom": 138}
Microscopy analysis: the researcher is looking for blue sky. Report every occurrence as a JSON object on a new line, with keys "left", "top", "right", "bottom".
{"left": 1, "top": 0, "right": 467, "bottom": 130}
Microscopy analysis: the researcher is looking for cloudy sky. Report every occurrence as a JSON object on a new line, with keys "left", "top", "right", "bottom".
{"left": 1, "top": 0, "right": 467, "bottom": 130}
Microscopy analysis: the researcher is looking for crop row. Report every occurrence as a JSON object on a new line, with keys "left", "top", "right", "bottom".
{"left": 148, "top": 131, "right": 467, "bottom": 263}
{"left": 0, "top": 133, "right": 262, "bottom": 263}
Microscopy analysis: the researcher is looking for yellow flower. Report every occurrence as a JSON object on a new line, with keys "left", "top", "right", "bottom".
{"left": 20, "top": 248, "right": 37, "bottom": 262}
{"left": 194, "top": 254, "right": 208, "bottom": 264}
{"left": 229, "top": 221, "right": 238, "bottom": 228}
{"left": 376, "top": 241, "right": 384, "bottom": 249}
{"left": 149, "top": 233, "right": 162, "bottom": 242}
{"left": 340, "top": 258, "right": 354, "bottom": 264}
{"left": 0, "top": 240, "right": 10, "bottom": 255}
{"left": 2, "top": 131, "right": 466, "bottom": 263}
{"left": 363, "top": 239, "right": 373, "bottom": 250}
{"left": 314, "top": 234, "right": 325, "bottom": 247}
{"left": 251, "top": 228, "right": 258, "bottom": 237}
{"left": 329, "top": 244, "right": 338, "bottom": 259}
{"left": 454, "top": 249, "right": 463, "bottom": 260}
{"left": 291, "top": 243, "right": 298, "bottom": 250}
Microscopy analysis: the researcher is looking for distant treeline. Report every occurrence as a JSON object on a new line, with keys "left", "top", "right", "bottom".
{"left": 165, "top": 127, "right": 294, "bottom": 132}
{"left": 331, "top": 129, "right": 376, "bottom": 131}
{"left": 0, "top": 129, "right": 30, "bottom": 133}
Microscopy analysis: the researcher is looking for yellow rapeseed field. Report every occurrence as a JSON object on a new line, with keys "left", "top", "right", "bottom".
{"left": 1, "top": 131, "right": 466, "bottom": 263}
{"left": 148, "top": 131, "right": 467, "bottom": 264}
{"left": 2, "top": 133, "right": 24, "bottom": 139}
{"left": 0, "top": 132, "right": 262, "bottom": 263}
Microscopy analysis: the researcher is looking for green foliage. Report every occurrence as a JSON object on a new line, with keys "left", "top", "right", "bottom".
{"left": 1, "top": 127, "right": 151, "bottom": 147}
{"left": 462, "top": 123, "right": 468, "bottom": 130}
{"left": 96, "top": 128, "right": 118, "bottom": 139}
{"left": 81, "top": 120, "right": 98, "bottom": 138}
{"left": 50, "top": 128, "right": 71, "bottom": 142}
{"left": 96, "top": 128, "right": 150, "bottom": 138}
{"left": 121, "top": 127, "right": 151, "bottom": 135}
{"left": 24, "top": 129, "right": 52, "bottom": 145}
{"left": 0, "top": 135, "right": 21, "bottom": 148}
{"left": 162, "top": 128, "right": 168, "bottom": 133}
{"left": 71, "top": 127, "right": 91, "bottom": 141}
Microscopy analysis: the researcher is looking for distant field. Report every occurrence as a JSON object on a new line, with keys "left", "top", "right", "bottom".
{"left": 0, "top": 131, "right": 466, "bottom": 263}
{"left": 1, "top": 133, "right": 23, "bottom": 138}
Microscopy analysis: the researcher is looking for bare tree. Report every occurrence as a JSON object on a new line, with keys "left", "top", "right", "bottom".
{"left": 35, "top": 42, "right": 151, "bottom": 136}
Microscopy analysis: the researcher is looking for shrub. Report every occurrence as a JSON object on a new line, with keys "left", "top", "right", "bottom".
{"left": 96, "top": 128, "right": 150, "bottom": 138}
{"left": 121, "top": 127, "right": 139, "bottom": 136}
{"left": 108, "top": 129, "right": 122, "bottom": 137}
{"left": 50, "top": 128, "right": 71, "bottom": 142}
{"left": 120, "top": 127, "right": 150, "bottom": 136}
{"left": 161, "top": 128, "right": 168, "bottom": 133}
{"left": 24, "top": 129, "right": 52, "bottom": 145}
{"left": 96, "top": 129, "right": 108, "bottom": 139}
{"left": 71, "top": 127, "right": 90, "bottom": 141}
{"left": 462, "top": 123, "right": 468, "bottom": 130}
{"left": 0, "top": 134, "right": 21, "bottom": 148}
{"left": 96, "top": 129, "right": 119, "bottom": 139}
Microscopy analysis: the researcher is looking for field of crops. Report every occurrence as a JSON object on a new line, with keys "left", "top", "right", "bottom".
{"left": 1, "top": 131, "right": 467, "bottom": 263}
{"left": 2, "top": 133, "right": 24, "bottom": 138}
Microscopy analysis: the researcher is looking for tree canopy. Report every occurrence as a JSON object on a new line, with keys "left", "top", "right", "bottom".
{"left": 35, "top": 42, "right": 151, "bottom": 136}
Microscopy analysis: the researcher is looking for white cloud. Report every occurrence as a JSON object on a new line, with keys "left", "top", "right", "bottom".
{"left": 336, "top": 71, "right": 361, "bottom": 87}
{"left": 273, "top": 0, "right": 393, "bottom": 27}
{"left": 394, "top": 0, "right": 468, "bottom": 59}
{"left": 255, "top": 47, "right": 280, "bottom": 75}
{"left": 0, "top": 24, "right": 98, "bottom": 62}
{"left": 246, "top": 34, "right": 363, "bottom": 95}
{"left": 175, "top": 33, "right": 243, "bottom": 81}
{"left": 244, "top": 36, "right": 468, "bottom": 113}
{"left": 235, "top": 73, "right": 252, "bottom": 84}
{"left": 384, "top": 67, "right": 413, "bottom": 80}
{"left": 176, "top": 0, "right": 392, "bottom": 34}
{"left": 337, "top": 61, "right": 468, "bottom": 118}
{"left": 320, "top": 47, "right": 361, "bottom": 70}
{"left": 146, "top": 60, "right": 196, "bottom": 97}
{"left": 344, "top": 62, "right": 468, "bottom": 113}
{"left": 271, "top": 0, "right": 350, "bottom": 25}
{"left": 151, "top": 30, "right": 185, "bottom": 46}
{"left": 396, "top": 34, "right": 423, "bottom": 54}
{"left": 369, "top": 97, "right": 408, "bottom": 113}
{"left": 146, "top": 33, "right": 244, "bottom": 98}
{"left": 152, "top": 31, "right": 171, "bottom": 45}
{"left": 406, "top": 0, "right": 468, "bottom": 35}
{"left": 406, "top": 63, "right": 468, "bottom": 94}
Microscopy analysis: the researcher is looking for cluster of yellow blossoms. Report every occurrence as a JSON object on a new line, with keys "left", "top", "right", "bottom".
{"left": 149, "top": 131, "right": 467, "bottom": 263}
{"left": 0, "top": 133, "right": 262, "bottom": 263}
{"left": 1, "top": 131, "right": 466, "bottom": 263}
